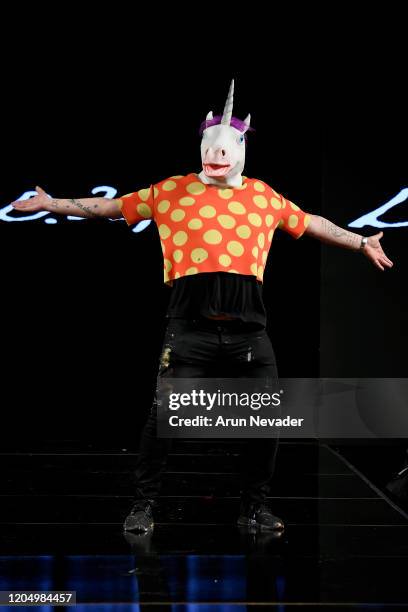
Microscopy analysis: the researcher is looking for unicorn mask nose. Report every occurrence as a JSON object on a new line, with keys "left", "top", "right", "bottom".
{"left": 203, "top": 147, "right": 232, "bottom": 177}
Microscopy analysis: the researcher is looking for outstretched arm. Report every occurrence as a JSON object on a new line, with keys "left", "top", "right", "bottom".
{"left": 305, "top": 214, "right": 394, "bottom": 271}
{"left": 11, "top": 186, "right": 122, "bottom": 219}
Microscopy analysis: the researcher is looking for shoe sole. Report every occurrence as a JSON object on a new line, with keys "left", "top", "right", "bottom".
{"left": 237, "top": 516, "right": 285, "bottom": 531}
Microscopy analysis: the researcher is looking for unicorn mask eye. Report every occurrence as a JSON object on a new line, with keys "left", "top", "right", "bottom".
{"left": 238, "top": 134, "right": 245, "bottom": 144}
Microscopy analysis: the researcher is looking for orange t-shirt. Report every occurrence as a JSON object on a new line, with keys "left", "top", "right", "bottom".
{"left": 116, "top": 173, "right": 312, "bottom": 285}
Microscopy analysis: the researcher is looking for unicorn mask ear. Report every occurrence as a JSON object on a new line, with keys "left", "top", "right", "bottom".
{"left": 206, "top": 111, "right": 213, "bottom": 120}
{"left": 243, "top": 113, "right": 251, "bottom": 132}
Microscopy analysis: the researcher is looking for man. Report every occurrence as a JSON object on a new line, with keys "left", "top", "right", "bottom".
{"left": 12, "top": 80, "right": 393, "bottom": 533}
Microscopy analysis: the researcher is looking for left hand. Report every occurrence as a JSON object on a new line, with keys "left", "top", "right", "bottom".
{"left": 362, "top": 232, "right": 394, "bottom": 271}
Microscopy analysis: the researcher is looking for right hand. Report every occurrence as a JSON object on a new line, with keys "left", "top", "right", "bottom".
{"left": 12, "top": 186, "right": 51, "bottom": 212}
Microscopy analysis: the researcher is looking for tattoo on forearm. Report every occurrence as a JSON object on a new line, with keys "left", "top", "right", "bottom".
{"left": 68, "top": 198, "right": 99, "bottom": 217}
{"left": 49, "top": 198, "right": 100, "bottom": 217}
{"left": 321, "top": 217, "right": 360, "bottom": 249}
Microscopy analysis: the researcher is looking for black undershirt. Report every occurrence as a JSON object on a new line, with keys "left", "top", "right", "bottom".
{"left": 165, "top": 272, "right": 267, "bottom": 329}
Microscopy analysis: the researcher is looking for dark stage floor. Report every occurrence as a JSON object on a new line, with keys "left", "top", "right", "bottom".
{"left": 1, "top": 439, "right": 408, "bottom": 609}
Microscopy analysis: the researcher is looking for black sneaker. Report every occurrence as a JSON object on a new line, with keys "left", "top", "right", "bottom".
{"left": 237, "top": 501, "right": 285, "bottom": 531}
{"left": 123, "top": 499, "right": 155, "bottom": 532}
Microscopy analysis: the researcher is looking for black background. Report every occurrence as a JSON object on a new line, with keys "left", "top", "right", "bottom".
{"left": 1, "top": 9, "right": 406, "bottom": 439}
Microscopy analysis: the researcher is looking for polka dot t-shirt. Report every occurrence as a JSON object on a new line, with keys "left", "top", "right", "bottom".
{"left": 116, "top": 173, "right": 312, "bottom": 285}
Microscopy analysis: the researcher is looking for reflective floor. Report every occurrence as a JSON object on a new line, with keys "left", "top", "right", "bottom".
{"left": 1, "top": 440, "right": 408, "bottom": 609}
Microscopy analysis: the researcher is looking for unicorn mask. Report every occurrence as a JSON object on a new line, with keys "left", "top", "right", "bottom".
{"left": 198, "top": 80, "right": 251, "bottom": 188}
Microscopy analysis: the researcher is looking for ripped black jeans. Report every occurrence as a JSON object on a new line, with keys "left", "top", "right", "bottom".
{"left": 133, "top": 317, "right": 280, "bottom": 505}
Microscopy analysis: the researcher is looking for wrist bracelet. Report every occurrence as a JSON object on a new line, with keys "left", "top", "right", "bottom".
{"left": 360, "top": 236, "right": 368, "bottom": 250}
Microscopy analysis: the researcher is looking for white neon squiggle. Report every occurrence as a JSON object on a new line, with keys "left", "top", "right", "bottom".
{"left": 348, "top": 188, "right": 408, "bottom": 229}
{"left": 0, "top": 191, "right": 50, "bottom": 222}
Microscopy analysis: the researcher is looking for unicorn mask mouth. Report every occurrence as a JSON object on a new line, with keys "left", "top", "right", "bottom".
{"left": 203, "top": 163, "right": 232, "bottom": 177}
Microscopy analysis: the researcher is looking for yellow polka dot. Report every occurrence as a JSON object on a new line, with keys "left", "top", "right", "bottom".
{"left": 175, "top": 272, "right": 181, "bottom": 279}
{"left": 265, "top": 214, "right": 274, "bottom": 227}
{"left": 157, "top": 200, "right": 170, "bottom": 213}
{"left": 164, "top": 269, "right": 169, "bottom": 283}
{"left": 159, "top": 224, "right": 171, "bottom": 240}
{"left": 219, "top": 254, "right": 232, "bottom": 267}
{"left": 254, "top": 181, "right": 266, "bottom": 192}
{"left": 228, "top": 201, "right": 246, "bottom": 215}
{"left": 252, "top": 246, "right": 259, "bottom": 258}
{"left": 162, "top": 180, "right": 177, "bottom": 191}
{"left": 262, "top": 250, "right": 268, "bottom": 265}
{"left": 191, "top": 248, "right": 208, "bottom": 263}
{"left": 170, "top": 209, "right": 186, "bottom": 222}
{"left": 186, "top": 267, "right": 198, "bottom": 275}
{"left": 236, "top": 183, "right": 248, "bottom": 191}
{"left": 257, "top": 266, "right": 264, "bottom": 280}
{"left": 173, "top": 249, "right": 183, "bottom": 263}
{"left": 199, "top": 205, "right": 216, "bottom": 218}
{"left": 227, "top": 241, "right": 244, "bottom": 257}
{"left": 173, "top": 230, "right": 188, "bottom": 246}
{"left": 270, "top": 197, "right": 282, "bottom": 210}
{"left": 236, "top": 225, "right": 251, "bottom": 239}
{"left": 268, "top": 229, "right": 275, "bottom": 242}
{"left": 161, "top": 243, "right": 166, "bottom": 254}
{"left": 179, "top": 196, "right": 196, "bottom": 206}
{"left": 288, "top": 214, "right": 299, "bottom": 229}
{"left": 136, "top": 203, "right": 152, "bottom": 218}
{"left": 217, "top": 214, "right": 236, "bottom": 229}
{"left": 186, "top": 181, "right": 206, "bottom": 195}
{"left": 171, "top": 175, "right": 184, "bottom": 179}
{"left": 253, "top": 195, "right": 268, "bottom": 209}
{"left": 138, "top": 188, "right": 151, "bottom": 201}
{"left": 229, "top": 269, "right": 239, "bottom": 274}
{"left": 153, "top": 187, "right": 159, "bottom": 199}
{"left": 250, "top": 262, "right": 258, "bottom": 275}
{"left": 258, "top": 233, "right": 265, "bottom": 249}
{"left": 304, "top": 214, "right": 312, "bottom": 227}
{"left": 122, "top": 193, "right": 133, "bottom": 199}
{"left": 203, "top": 229, "right": 222, "bottom": 244}
{"left": 290, "top": 201, "right": 300, "bottom": 211}
{"left": 248, "top": 213, "right": 262, "bottom": 227}
{"left": 188, "top": 218, "right": 203, "bottom": 230}
{"left": 164, "top": 258, "right": 172, "bottom": 272}
{"left": 218, "top": 188, "right": 234, "bottom": 199}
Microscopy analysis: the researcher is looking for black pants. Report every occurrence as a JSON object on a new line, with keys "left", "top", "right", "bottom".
{"left": 133, "top": 317, "right": 280, "bottom": 505}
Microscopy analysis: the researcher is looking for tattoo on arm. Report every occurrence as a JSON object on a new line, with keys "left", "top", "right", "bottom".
{"left": 68, "top": 198, "right": 99, "bottom": 218}
{"left": 48, "top": 198, "right": 101, "bottom": 217}
{"left": 321, "top": 217, "right": 360, "bottom": 249}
